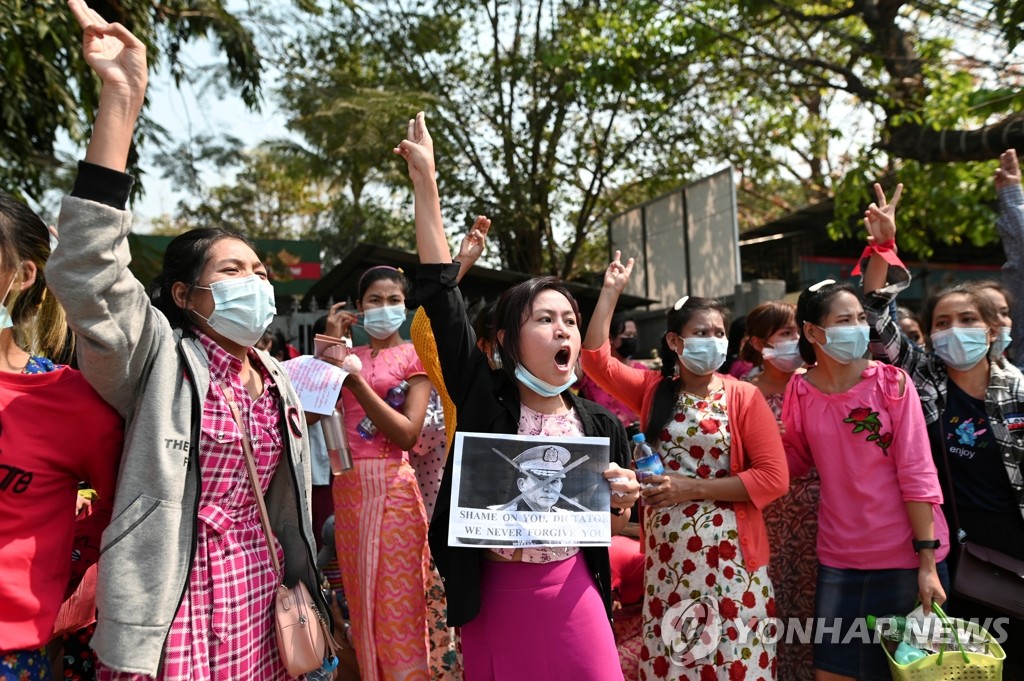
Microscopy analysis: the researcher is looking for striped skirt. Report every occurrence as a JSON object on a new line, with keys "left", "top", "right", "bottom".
{"left": 333, "top": 459, "right": 430, "bottom": 681}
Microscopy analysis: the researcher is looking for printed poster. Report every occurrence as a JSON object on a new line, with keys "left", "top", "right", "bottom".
{"left": 448, "top": 432, "right": 612, "bottom": 548}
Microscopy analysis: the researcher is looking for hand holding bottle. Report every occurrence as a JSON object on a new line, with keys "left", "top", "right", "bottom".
{"left": 356, "top": 381, "right": 411, "bottom": 440}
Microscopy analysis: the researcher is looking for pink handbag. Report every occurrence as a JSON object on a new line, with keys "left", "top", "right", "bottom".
{"left": 221, "top": 382, "right": 339, "bottom": 677}
{"left": 273, "top": 580, "right": 331, "bottom": 676}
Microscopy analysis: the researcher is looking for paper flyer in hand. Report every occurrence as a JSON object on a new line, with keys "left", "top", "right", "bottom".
{"left": 282, "top": 355, "right": 349, "bottom": 416}
{"left": 448, "top": 432, "right": 611, "bottom": 548}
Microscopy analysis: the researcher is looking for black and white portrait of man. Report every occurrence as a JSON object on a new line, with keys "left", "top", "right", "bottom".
{"left": 448, "top": 433, "right": 612, "bottom": 548}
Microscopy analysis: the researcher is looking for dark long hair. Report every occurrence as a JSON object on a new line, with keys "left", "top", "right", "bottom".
{"left": 146, "top": 228, "right": 256, "bottom": 333}
{"left": 919, "top": 282, "right": 1000, "bottom": 351}
{"left": 643, "top": 296, "right": 728, "bottom": 444}
{"left": 492, "top": 276, "right": 580, "bottom": 381}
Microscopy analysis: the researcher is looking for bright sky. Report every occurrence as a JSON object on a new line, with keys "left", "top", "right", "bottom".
{"left": 130, "top": 48, "right": 293, "bottom": 231}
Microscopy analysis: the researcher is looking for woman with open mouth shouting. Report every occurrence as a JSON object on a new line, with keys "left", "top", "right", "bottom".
{"left": 395, "top": 111, "right": 640, "bottom": 681}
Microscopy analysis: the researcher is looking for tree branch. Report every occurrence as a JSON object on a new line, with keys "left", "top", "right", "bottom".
{"left": 882, "top": 113, "right": 1024, "bottom": 162}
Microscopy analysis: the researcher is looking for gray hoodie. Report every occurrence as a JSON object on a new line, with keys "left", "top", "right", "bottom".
{"left": 49, "top": 194, "right": 324, "bottom": 676}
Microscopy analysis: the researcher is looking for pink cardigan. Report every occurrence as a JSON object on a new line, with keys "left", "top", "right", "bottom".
{"left": 580, "top": 342, "right": 789, "bottom": 571}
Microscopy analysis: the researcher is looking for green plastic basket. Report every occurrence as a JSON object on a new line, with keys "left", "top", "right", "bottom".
{"left": 881, "top": 604, "right": 1006, "bottom": 681}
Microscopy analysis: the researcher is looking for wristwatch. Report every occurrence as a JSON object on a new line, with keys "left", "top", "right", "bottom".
{"left": 611, "top": 507, "right": 624, "bottom": 517}
{"left": 912, "top": 538, "right": 941, "bottom": 552}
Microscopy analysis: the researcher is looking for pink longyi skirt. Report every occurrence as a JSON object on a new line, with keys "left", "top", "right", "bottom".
{"left": 459, "top": 553, "right": 624, "bottom": 681}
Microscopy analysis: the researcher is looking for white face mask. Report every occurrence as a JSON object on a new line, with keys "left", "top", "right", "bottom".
{"left": 762, "top": 339, "right": 804, "bottom": 373}
{"left": 931, "top": 327, "right": 990, "bottom": 371}
{"left": 992, "top": 326, "right": 1012, "bottom": 357}
{"left": 678, "top": 337, "right": 728, "bottom": 376}
{"left": 193, "top": 275, "right": 276, "bottom": 347}
{"left": 514, "top": 363, "right": 577, "bottom": 397}
{"left": 816, "top": 325, "right": 869, "bottom": 364}
{"left": 0, "top": 274, "right": 17, "bottom": 331}
{"left": 360, "top": 305, "right": 406, "bottom": 340}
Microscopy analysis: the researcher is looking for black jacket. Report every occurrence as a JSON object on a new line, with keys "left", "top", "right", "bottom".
{"left": 417, "top": 264, "right": 630, "bottom": 627}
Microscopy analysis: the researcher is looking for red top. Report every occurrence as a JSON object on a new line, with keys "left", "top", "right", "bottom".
{"left": 0, "top": 366, "right": 123, "bottom": 650}
{"left": 578, "top": 359, "right": 647, "bottom": 425}
{"left": 580, "top": 342, "right": 789, "bottom": 570}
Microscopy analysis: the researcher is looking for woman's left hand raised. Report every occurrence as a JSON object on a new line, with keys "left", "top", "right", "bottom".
{"left": 863, "top": 182, "right": 903, "bottom": 246}
{"left": 458, "top": 215, "right": 491, "bottom": 265}
{"left": 604, "top": 462, "right": 640, "bottom": 510}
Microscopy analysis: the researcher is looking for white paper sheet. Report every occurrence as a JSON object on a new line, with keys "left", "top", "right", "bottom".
{"left": 282, "top": 355, "right": 350, "bottom": 416}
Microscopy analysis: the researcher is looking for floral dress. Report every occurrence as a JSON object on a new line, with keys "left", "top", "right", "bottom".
{"left": 640, "top": 388, "right": 776, "bottom": 681}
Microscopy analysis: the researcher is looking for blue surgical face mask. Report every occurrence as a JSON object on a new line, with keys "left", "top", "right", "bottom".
{"left": 0, "top": 275, "right": 16, "bottom": 331}
{"left": 678, "top": 337, "right": 728, "bottom": 376}
{"left": 360, "top": 305, "right": 406, "bottom": 340}
{"left": 194, "top": 275, "right": 276, "bottom": 347}
{"left": 762, "top": 339, "right": 804, "bottom": 373}
{"left": 514, "top": 363, "right": 577, "bottom": 397}
{"left": 816, "top": 324, "right": 869, "bottom": 364}
{"left": 931, "top": 327, "right": 990, "bottom": 371}
{"left": 991, "top": 326, "right": 1012, "bottom": 357}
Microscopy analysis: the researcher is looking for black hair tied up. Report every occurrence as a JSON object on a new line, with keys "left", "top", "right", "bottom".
{"left": 146, "top": 227, "right": 255, "bottom": 332}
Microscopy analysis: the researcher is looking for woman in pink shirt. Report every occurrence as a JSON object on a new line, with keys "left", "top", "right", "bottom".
{"left": 781, "top": 279, "right": 949, "bottom": 681}
{"left": 326, "top": 267, "right": 433, "bottom": 681}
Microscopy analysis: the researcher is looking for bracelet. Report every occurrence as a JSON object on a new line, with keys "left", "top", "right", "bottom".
{"left": 611, "top": 507, "right": 624, "bottom": 517}
{"left": 850, "top": 239, "right": 904, "bottom": 276}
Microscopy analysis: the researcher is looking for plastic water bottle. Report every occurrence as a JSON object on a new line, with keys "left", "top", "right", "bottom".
{"left": 356, "top": 415, "right": 377, "bottom": 440}
{"left": 867, "top": 615, "right": 912, "bottom": 642}
{"left": 385, "top": 380, "right": 410, "bottom": 408}
{"left": 356, "top": 381, "right": 411, "bottom": 440}
{"left": 632, "top": 433, "right": 665, "bottom": 484}
{"left": 867, "top": 615, "right": 944, "bottom": 646}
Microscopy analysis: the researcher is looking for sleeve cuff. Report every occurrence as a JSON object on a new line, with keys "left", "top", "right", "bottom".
{"left": 410, "top": 263, "right": 461, "bottom": 306}
{"left": 863, "top": 284, "right": 905, "bottom": 316}
{"left": 70, "top": 161, "right": 134, "bottom": 209}
{"left": 997, "top": 184, "right": 1024, "bottom": 207}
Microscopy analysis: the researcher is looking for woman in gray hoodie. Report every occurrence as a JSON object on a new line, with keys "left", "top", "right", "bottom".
{"left": 47, "top": 3, "right": 327, "bottom": 678}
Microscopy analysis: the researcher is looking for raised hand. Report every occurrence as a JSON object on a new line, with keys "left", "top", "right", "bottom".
{"left": 995, "top": 149, "right": 1021, "bottom": 190}
{"left": 393, "top": 112, "right": 436, "bottom": 187}
{"left": 602, "top": 250, "right": 635, "bottom": 293}
{"left": 324, "top": 301, "right": 357, "bottom": 340}
{"left": 863, "top": 182, "right": 903, "bottom": 246}
{"left": 458, "top": 216, "right": 491, "bottom": 265}
{"left": 69, "top": 0, "right": 147, "bottom": 107}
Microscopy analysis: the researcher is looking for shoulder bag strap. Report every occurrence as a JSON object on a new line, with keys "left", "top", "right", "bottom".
{"left": 934, "top": 388, "right": 965, "bottom": 542}
{"left": 220, "top": 379, "right": 283, "bottom": 580}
